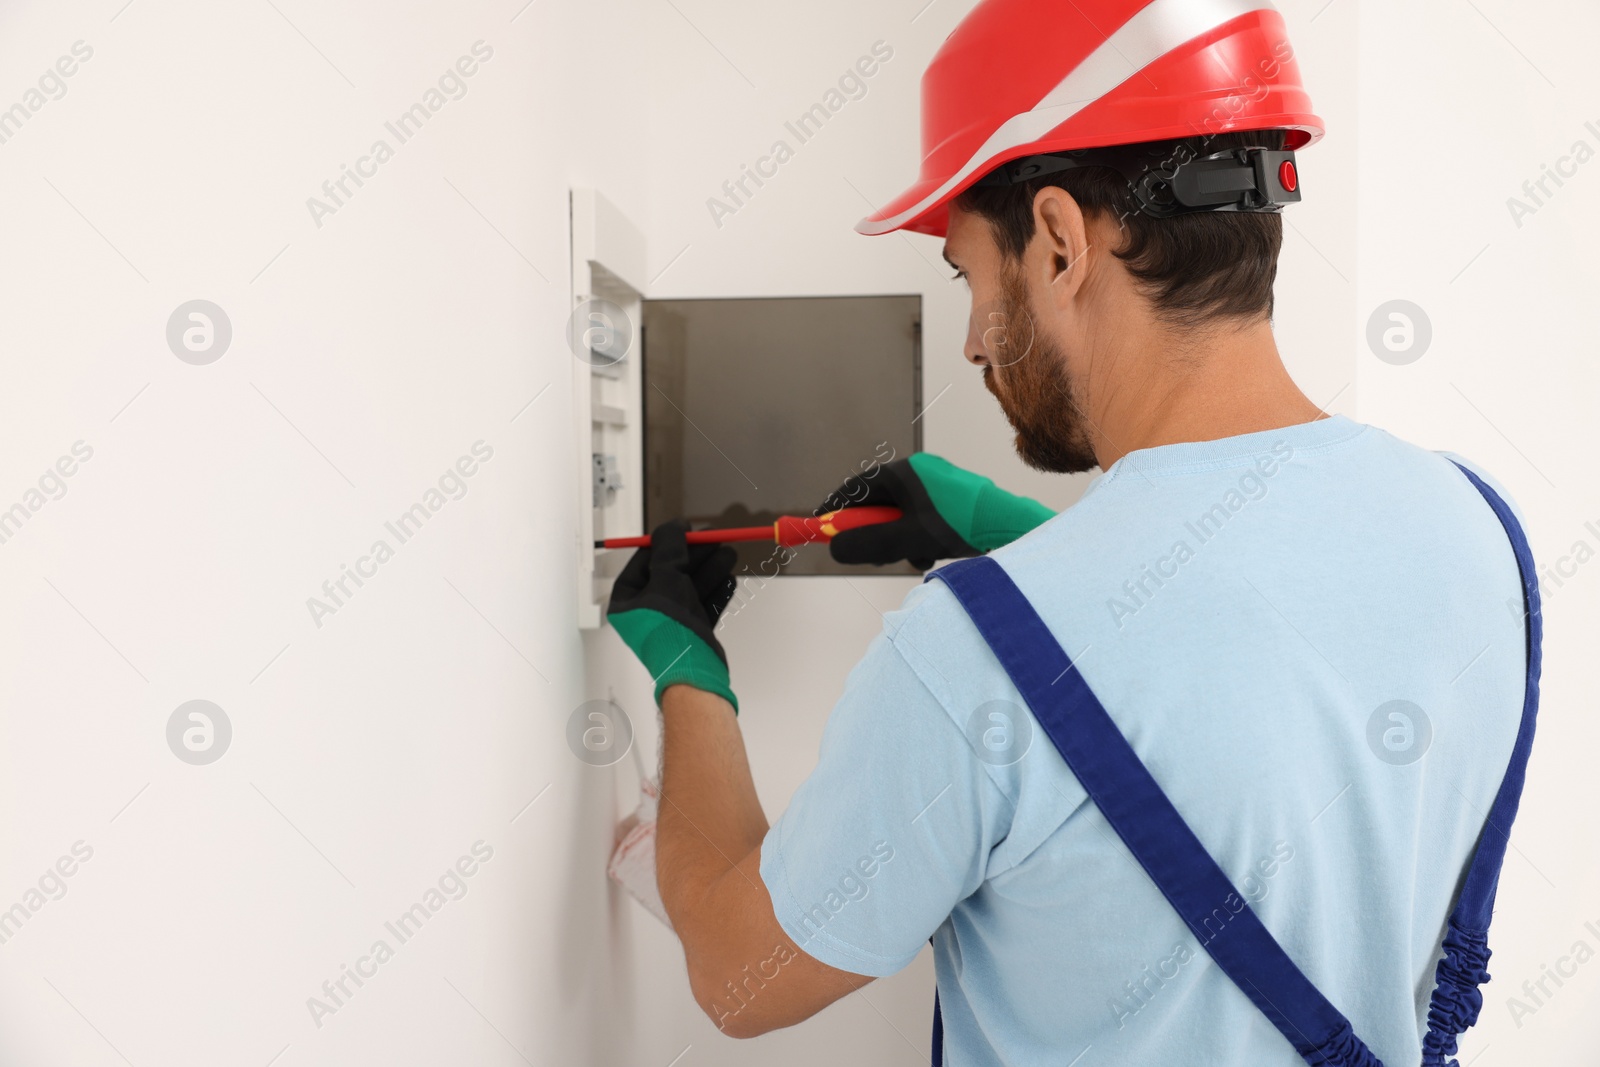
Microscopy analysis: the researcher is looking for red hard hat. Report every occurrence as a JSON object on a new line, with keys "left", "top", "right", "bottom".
{"left": 857, "top": 0, "right": 1324, "bottom": 238}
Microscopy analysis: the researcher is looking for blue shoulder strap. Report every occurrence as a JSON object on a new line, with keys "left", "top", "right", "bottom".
{"left": 922, "top": 461, "right": 1541, "bottom": 1067}
{"left": 1420, "top": 465, "right": 1543, "bottom": 1067}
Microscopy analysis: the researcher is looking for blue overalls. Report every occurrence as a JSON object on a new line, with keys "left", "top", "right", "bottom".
{"left": 923, "top": 462, "right": 1542, "bottom": 1067}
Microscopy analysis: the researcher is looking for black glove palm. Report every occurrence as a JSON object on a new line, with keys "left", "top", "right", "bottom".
{"left": 607, "top": 520, "right": 741, "bottom": 710}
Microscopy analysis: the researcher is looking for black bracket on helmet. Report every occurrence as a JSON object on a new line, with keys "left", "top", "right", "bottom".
{"left": 974, "top": 139, "right": 1302, "bottom": 219}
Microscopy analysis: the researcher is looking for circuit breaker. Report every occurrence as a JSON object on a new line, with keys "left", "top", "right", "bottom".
{"left": 570, "top": 188, "right": 646, "bottom": 628}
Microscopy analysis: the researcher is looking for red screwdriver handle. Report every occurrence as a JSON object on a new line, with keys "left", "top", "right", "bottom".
{"left": 774, "top": 506, "right": 901, "bottom": 547}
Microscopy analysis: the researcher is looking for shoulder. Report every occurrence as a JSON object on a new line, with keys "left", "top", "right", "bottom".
{"left": 1340, "top": 421, "right": 1522, "bottom": 510}
{"left": 1432, "top": 449, "right": 1529, "bottom": 531}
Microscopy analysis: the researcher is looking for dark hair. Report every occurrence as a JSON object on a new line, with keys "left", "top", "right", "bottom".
{"left": 953, "top": 131, "right": 1288, "bottom": 329}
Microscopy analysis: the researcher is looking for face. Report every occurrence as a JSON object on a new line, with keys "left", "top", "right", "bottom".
{"left": 945, "top": 205, "right": 1100, "bottom": 474}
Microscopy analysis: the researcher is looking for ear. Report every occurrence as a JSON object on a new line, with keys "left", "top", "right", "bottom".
{"left": 1031, "top": 186, "right": 1093, "bottom": 310}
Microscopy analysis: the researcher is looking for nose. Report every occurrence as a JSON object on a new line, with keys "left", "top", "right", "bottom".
{"left": 964, "top": 303, "right": 995, "bottom": 367}
{"left": 967, "top": 300, "right": 1015, "bottom": 367}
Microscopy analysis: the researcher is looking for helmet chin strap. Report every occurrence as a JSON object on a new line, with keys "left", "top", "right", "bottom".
{"left": 975, "top": 137, "right": 1303, "bottom": 218}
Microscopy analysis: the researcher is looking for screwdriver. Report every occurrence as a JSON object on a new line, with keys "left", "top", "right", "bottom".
{"left": 594, "top": 506, "right": 902, "bottom": 549}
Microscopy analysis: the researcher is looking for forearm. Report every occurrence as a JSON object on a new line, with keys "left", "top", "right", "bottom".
{"left": 657, "top": 683, "right": 769, "bottom": 930}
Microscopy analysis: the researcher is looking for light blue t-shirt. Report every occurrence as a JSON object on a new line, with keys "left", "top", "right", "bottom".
{"left": 759, "top": 416, "right": 1528, "bottom": 1066}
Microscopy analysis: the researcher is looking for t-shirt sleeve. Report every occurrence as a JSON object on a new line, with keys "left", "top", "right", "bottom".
{"left": 758, "top": 625, "right": 1017, "bottom": 978}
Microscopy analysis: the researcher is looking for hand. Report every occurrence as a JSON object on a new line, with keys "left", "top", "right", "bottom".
{"left": 818, "top": 453, "right": 1056, "bottom": 570}
{"left": 607, "top": 519, "right": 741, "bottom": 711}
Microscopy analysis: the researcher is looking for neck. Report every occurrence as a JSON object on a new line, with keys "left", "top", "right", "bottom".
{"left": 1086, "top": 315, "right": 1325, "bottom": 470}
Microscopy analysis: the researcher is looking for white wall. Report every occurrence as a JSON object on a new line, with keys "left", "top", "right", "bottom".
{"left": 0, "top": 0, "right": 645, "bottom": 1063}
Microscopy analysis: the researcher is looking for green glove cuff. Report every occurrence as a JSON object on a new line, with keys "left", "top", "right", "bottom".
{"left": 908, "top": 452, "right": 1057, "bottom": 552}
{"left": 609, "top": 608, "right": 739, "bottom": 714}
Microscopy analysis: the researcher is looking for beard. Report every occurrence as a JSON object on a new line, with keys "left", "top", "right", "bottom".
{"left": 980, "top": 262, "right": 1100, "bottom": 474}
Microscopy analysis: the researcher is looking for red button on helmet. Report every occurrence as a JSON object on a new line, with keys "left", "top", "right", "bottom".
{"left": 1279, "top": 159, "right": 1299, "bottom": 192}
{"left": 857, "top": 0, "right": 1324, "bottom": 237}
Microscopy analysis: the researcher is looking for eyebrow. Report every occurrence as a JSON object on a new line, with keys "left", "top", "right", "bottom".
{"left": 941, "top": 247, "right": 960, "bottom": 269}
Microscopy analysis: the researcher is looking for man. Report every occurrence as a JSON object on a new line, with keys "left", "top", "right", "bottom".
{"left": 607, "top": 1, "right": 1540, "bottom": 1063}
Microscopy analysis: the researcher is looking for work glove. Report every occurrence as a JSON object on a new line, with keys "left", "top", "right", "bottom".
{"left": 818, "top": 453, "right": 1056, "bottom": 570}
{"left": 606, "top": 519, "right": 741, "bottom": 713}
